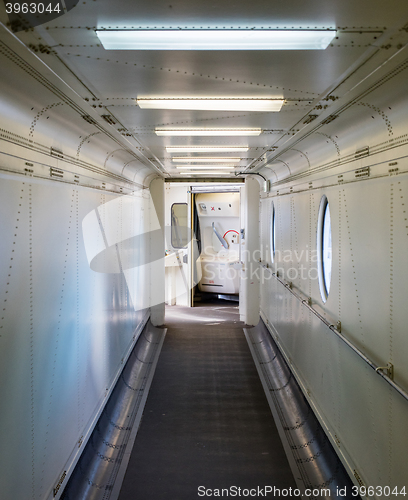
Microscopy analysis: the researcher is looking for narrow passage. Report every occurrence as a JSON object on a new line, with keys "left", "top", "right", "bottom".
{"left": 118, "top": 302, "right": 296, "bottom": 499}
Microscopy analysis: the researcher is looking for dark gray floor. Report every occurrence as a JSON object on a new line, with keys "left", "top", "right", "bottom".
{"left": 118, "top": 301, "right": 296, "bottom": 499}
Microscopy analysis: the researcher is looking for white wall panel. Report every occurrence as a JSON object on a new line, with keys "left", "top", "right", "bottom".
{"left": 260, "top": 169, "right": 408, "bottom": 492}
{"left": 0, "top": 171, "right": 151, "bottom": 500}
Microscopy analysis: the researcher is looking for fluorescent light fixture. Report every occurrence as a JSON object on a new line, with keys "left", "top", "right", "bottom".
{"left": 175, "top": 166, "right": 235, "bottom": 170}
{"left": 191, "top": 184, "right": 243, "bottom": 192}
{"left": 96, "top": 30, "right": 336, "bottom": 50}
{"left": 138, "top": 98, "right": 283, "bottom": 112}
{"left": 156, "top": 128, "right": 262, "bottom": 136}
{"left": 172, "top": 157, "right": 241, "bottom": 163}
{"left": 178, "top": 171, "right": 234, "bottom": 175}
{"left": 166, "top": 146, "right": 248, "bottom": 153}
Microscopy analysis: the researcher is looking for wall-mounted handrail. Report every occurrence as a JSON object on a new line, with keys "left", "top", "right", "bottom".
{"left": 259, "top": 261, "right": 408, "bottom": 404}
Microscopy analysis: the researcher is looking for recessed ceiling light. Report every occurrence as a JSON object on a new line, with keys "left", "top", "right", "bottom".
{"left": 137, "top": 98, "right": 283, "bottom": 112}
{"left": 166, "top": 146, "right": 248, "bottom": 153}
{"left": 175, "top": 166, "right": 235, "bottom": 170}
{"left": 155, "top": 128, "right": 262, "bottom": 136}
{"left": 172, "top": 157, "right": 242, "bottom": 163}
{"left": 96, "top": 30, "right": 336, "bottom": 51}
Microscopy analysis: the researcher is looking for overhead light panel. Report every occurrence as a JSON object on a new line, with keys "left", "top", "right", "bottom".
{"left": 96, "top": 30, "right": 336, "bottom": 51}
{"left": 137, "top": 98, "right": 283, "bottom": 112}
{"left": 191, "top": 184, "right": 243, "bottom": 192}
{"left": 166, "top": 146, "right": 248, "bottom": 153}
{"left": 177, "top": 171, "right": 234, "bottom": 175}
{"left": 156, "top": 128, "right": 262, "bottom": 136}
{"left": 172, "top": 157, "right": 241, "bottom": 163}
{"left": 175, "top": 166, "right": 235, "bottom": 170}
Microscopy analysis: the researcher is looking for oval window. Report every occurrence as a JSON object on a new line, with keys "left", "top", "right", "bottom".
{"left": 317, "top": 195, "right": 332, "bottom": 302}
{"left": 270, "top": 201, "right": 276, "bottom": 263}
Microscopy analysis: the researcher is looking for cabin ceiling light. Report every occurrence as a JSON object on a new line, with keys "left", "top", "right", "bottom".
{"left": 172, "top": 157, "right": 241, "bottom": 163}
{"left": 175, "top": 166, "right": 235, "bottom": 170}
{"left": 177, "top": 171, "right": 234, "bottom": 175}
{"left": 96, "top": 30, "right": 336, "bottom": 50}
{"left": 155, "top": 128, "right": 262, "bottom": 136}
{"left": 167, "top": 146, "right": 248, "bottom": 153}
{"left": 137, "top": 98, "right": 283, "bottom": 112}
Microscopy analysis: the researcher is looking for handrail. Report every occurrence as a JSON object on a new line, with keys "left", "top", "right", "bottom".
{"left": 259, "top": 261, "right": 408, "bottom": 404}
{"left": 212, "top": 222, "right": 229, "bottom": 249}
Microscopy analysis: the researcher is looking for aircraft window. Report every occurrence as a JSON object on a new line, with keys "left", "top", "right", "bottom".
{"left": 270, "top": 201, "right": 276, "bottom": 263}
{"left": 317, "top": 195, "right": 332, "bottom": 302}
{"left": 171, "top": 203, "right": 188, "bottom": 249}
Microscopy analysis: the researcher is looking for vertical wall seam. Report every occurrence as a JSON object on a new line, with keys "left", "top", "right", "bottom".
{"left": 309, "top": 193, "right": 312, "bottom": 300}
{"left": 0, "top": 185, "right": 24, "bottom": 337}
{"left": 29, "top": 184, "right": 35, "bottom": 500}
{"left": 102, "top": 193, "right": 107, "bottom": 390}
{"left": 120, "top": 196, "right": 124, "bottom": 331}
{"left": 389, "top": 184, "right": 394, "bottom": 364}
{"left": 278, "top": 197, "right": 283, "bottom": 333}
{"left": 337, "top": 190, "right": 342, "bottom": 432}
{"left": 342, "top": 190, "right": 364, "bottom": 338}
{"left": 388, "top": 182, "right": 394, "bottom": 485}
{"left": 308, "top": 193, "right": 314, "bottom": 396}
{"left": 399, "top": 181, "right": 408, "bottom": 237}
{"left": 290, "top": 197, "right": 293, "bottom": 325}
{"left": 292, "top": 198, "right": 300, "bottom": 290}
{"left": 76, "top": 188, "right": 81, "bottom": 431}
{"left": 38, "top": 189, "right": 76, "bottom": 498}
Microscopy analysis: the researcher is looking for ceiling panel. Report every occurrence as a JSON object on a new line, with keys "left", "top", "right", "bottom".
{"left": 3, "top": 0, "right": 407, "bottom": 179}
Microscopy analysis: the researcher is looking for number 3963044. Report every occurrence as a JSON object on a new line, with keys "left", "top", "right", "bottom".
{"left": 5, "top": 3, "right": 61, "bottom": 14}
{"left": 352, "top": 486, "right": 406, "bottom": 497}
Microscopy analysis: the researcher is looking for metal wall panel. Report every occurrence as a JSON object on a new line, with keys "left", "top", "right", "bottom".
{"left": 0, "top": 172, "right": 150, "bottom": 500}
{"left": 260, "top": 166, "right": 408, "bottom": 492}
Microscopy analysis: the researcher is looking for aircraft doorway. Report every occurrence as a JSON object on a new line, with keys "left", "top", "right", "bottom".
{"left": 164, "top": 183, "right": 242, "bottom": 308}
{"left": 193, "top": 191, "right": 241, "bottom": 306}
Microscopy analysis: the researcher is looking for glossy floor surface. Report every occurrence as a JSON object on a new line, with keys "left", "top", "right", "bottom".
{"left": 117, "top": 300, "right": 296, "bottom": 499}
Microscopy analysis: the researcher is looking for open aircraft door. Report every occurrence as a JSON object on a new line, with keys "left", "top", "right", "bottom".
{"left": 164, "top": 184, "right": 192, "bottom": 306}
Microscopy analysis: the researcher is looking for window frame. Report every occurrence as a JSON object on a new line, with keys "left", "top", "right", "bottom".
{"left": 270, "top": 201, "right": 276, "bottom": 264}
{"left": 171, "top": 202, "right": 188, "bottom": 249}
{"left": 317, "top": 195, "right": 332, "bottom": 303}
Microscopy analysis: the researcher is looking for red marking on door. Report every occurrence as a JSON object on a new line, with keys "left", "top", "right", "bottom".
{"left": 223, "top": 229, "right": 239, "bottom": 238}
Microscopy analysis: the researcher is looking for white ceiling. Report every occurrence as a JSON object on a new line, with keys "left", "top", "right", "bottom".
{"left": 4, "top": 0, "right": 408, "bottom": 180}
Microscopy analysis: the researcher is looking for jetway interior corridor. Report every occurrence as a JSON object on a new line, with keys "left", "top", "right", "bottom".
{"left": 60, "top": 300, "right": 354, "bottom": 500}
{"left": 117, "top": 302, "right": 297, "bottom": 499}
{"left": 1, "top": 0, "right": 408, "bottom": 498}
